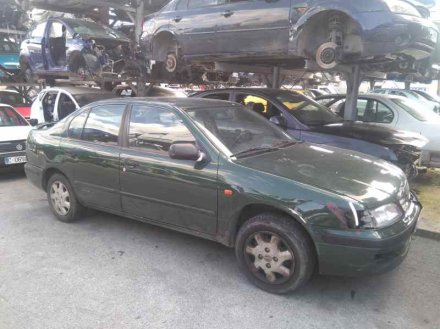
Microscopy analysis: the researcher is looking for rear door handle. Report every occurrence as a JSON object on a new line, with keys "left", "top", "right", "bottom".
{"left": 173, "top": 16, "right": 182, "bottom": 22}
{"left": 222, "top": 10, "right": 234, "bottom": 17}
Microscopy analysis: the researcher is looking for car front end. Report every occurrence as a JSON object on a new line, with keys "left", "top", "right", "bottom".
{"left": 359, "top": 0, "right": 438, "bottom": 61}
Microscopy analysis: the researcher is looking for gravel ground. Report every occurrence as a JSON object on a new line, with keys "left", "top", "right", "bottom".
{"left": 1, "top": 171, "right": 439, "bottom": 329}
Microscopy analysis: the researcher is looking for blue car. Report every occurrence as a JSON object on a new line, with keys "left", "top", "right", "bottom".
{"left": 192, "top": 88, "right": 428, "bottom": 178}
{"left": 19, "top": 17, "right": 132, "bottom": 81}
{"left": 0, "top": 34, "right": 20, "bottom": 79}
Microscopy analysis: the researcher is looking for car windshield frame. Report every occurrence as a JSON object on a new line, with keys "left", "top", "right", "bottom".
{"left": 268, "top": 90, "right": 343, "bottom": 126}
{"left": 0, "top": 106, "right": 29, "bottom": 127}
{"left": 184, "top": 105, "right": 294, "bottom": 158}
{"left": 63, "top": 19, "right": 129, "bottom": 40}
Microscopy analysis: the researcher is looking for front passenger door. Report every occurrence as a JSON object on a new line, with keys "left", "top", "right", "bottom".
{"left": 119, "top": 104, "right": 219, "bottom": 234}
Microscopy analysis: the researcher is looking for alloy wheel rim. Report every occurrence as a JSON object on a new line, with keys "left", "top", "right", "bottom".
{"left": 244, "top": 231, "right": 295, "bottom": 284}
{"left": 50, "top": 181, "right": 71, "bottom": 216}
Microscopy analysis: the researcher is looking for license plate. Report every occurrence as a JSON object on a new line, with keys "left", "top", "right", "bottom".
{"left": 4, "top": 156, "right": 27, "bottom": 165}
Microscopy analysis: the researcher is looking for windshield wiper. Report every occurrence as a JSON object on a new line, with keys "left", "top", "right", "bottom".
{"left": 231, "top": 147, "right": 278, "bottom": 158}
{"left": 231, "top": 141, "right": 297, "bottom": 158}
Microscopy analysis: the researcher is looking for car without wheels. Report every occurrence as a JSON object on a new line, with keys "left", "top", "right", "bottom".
{"left": 25, "top": 98, "right": 421, "bottom": 293}
{"left": 141, "top": 0, "right": 438, "bottom": 80}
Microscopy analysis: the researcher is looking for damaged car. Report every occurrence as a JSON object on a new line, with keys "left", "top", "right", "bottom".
{"left": 19, "top": 17, "right": 138, "bottom": 81}
{"left": 141, "top": 0, "right": 438, "bottom": 80}
{"left": 193, "top": 88, "right": 428, "bottom": 178}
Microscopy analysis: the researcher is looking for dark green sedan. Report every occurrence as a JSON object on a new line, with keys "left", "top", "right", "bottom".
{"left": 25, "top": 98, "right": 421, "bottom": 294}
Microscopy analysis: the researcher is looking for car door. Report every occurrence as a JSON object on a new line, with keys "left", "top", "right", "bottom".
{"left": 119, "top": 103, "right": 219, "bottom": 234}
{"left": 41, "top": 90, "right": 60, "bottom": 122}
{"left": 24, "top": 22, "right": 46, "bottom": 71}
{"left": 56, "top": 91, "right": 79, "bottom": 121}
{"left": 172, "top": 0, "right": 227, "bottom": 56}
{"left": 216, "top": 0, "right": 291, "bottom": 55}
{"left": 60, "top": 104, "right": 126, "bottom": 212}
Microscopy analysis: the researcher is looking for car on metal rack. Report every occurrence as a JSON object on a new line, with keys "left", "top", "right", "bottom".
{"left": 0, "top": 34, "right": 20, "bottom": 79}
{"left": 192, "top": 88, "right": 427, "bottom": 178}
{"left": 19, "top": 17, "right": 138, "bottom": 81}
{"left": 316, "top": 93, "right": 440, "bottom": 168}
{"left": 25, "top": 97, "right": 421, "bottom": 294}
{"left": 0, "top": 104, "right": 32, "bottom": 169}
{"left": 141, "top": 0, "right": 438, "bottom": 80}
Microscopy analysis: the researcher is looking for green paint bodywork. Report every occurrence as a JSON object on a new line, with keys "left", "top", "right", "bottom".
{"left": 25, "top": 98, "right": 421, "bottom": 276}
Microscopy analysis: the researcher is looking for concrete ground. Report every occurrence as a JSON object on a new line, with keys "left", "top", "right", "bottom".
{"left": 1, "top": 171, "right": 439, "bottom": 329}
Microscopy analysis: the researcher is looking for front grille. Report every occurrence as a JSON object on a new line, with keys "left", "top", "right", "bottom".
{"left": 0, "top": 140, "right": 26, "bottom": 153}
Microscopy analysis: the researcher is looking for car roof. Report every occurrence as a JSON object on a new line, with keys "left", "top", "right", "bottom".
{"left": 196, "top": 88, "right": 298, "bottom": 96}
{"left": 41, "top": 86, "right": 113, "bottom": 96}
{"left": 87, "top": 97, "right": 239, "bottom": 109}
{"left": 0, "top": 103, "right": 14, "bottom": 107}
{"left": 317, "top": 93, "right": 404, "bottom": 101}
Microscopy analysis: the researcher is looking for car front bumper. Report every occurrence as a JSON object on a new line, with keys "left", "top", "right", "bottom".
{"left": 311, "top": 193, "right": 422, "bottom": 276}
{"left": 0, "top": 151, "right": 27, "bottom": 168}
{"left": 359, "top": 12, "right": 438, "bottom": 60}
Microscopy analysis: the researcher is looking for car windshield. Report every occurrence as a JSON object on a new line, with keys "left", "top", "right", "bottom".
{"left": 0, "top": 39, "right": 19, "bottom": 53}
{"left": 73, "top": 93, "right": 113, "bottom": 107}
{"left": 65, "top": 19, "right": 128, "bottom": 40}
{"left": 274, "top": 91, "right": 343, "bottom": 125}
{"left": 391, "top": 98, "right": 440, "bottom": 122}
{"left": 0, "top": 106, "right": 28, "bottom": 126}
{"left": 185, "top": 105, "right": 293, "bottom": 157}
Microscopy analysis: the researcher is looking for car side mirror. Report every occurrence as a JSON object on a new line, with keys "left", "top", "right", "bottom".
{"left": 29, "top": 118, "right": 38, "bottom": 127}
{"left": 269, "top": 115, "right": 287, "bottom": 128}
{"left": 169, "top": 143, "right": 208, "bottom": 163}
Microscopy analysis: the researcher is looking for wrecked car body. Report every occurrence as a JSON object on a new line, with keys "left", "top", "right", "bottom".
{"left": 19, "top": 17, "right": 137, "bottom": 81}
{"left": 141, "top": 0, "right": 438, "bottom": 80}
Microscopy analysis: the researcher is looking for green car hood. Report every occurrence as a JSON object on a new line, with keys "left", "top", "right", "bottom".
{"left": 236, "top": 143, "right": 406, "bottom": 207}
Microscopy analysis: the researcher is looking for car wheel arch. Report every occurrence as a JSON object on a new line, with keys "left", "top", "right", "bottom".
{"left": 234, "top": 204, "right": 315, "bottom": 243}
{"left": 293, "top": 9, "right": 363, "bottom": 59}
{"left": 42, "top": 167, "right": 70, "bottom": 191}
{"left": 152, "top": 30, "right": 179, "bottom": 61}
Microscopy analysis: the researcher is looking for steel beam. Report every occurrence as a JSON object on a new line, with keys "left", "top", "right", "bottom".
{"left": 344, "top": 65, "right": 362, "bottom": 121}
{"left": 272, "top": 66, "right": 281, "bottom": 89}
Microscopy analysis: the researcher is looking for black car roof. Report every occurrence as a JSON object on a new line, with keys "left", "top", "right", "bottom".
{"left": 196, "top": 88, "right": 299, "bottom": 96}
{"left": 87, "top": 97, "right": 238, "bottom": 109}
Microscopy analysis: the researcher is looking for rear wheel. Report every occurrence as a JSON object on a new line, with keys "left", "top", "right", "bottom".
{"left": 47, "top": 173, "right": 84, "bottom": 223}
{"left": 235, "top": 213, "right": 315, "bottom": 294}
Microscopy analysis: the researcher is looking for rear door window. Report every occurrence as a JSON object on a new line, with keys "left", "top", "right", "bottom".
{"left": 82, "top": 105, "right": 125, "bottom": 145}
{"left": 128, "top": 105, "right": 195, "bottom": 154}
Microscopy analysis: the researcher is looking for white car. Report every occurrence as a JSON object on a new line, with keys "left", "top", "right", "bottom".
{"left": 30, "top": 85, "right": 187, "bottom": 124}
{"left": 317, "top": 94, "right": 440, "bottom": 168}
{"left": 372, "top": 89, "right": 440, "bottom": 115}
{"left": 0, "top": 104, "right": 32, "bottom": 169}
{"left": 30, "top": 87, "right": 112, "bottom": 124}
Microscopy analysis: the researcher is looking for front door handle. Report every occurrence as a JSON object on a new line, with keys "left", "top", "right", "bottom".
{"left": 123, "top": 161, "right": 139, "bottom": 172}
{"left": 173, "top": 16, "right": 182, "bottom": 22}
{"left": 221, "top": 10, "right": 234, "bottom": 17}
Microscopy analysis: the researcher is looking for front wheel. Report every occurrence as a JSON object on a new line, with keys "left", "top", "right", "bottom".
{"left": 235, "top": 213, "right": 315, "bottom": 294}
{"left": 47, "top": 173, "right": 85, "bottom": 223}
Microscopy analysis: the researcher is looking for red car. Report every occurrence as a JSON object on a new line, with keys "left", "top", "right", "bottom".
{"left": 0, "top": 90, "right": 32, "bottom": 119}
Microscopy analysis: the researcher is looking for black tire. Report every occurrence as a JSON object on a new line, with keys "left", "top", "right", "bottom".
{"left": 46, "top": 173, "right": 84, "bottom": 223}
{"left": 235, "top": 213, "right": 316, "bottom": 294}
{"left": 20, "top": 62, "right": 35, "bottom": 83}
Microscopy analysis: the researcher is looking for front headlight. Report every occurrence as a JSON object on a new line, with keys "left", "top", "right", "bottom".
{"left": 385, "top": 0, "right": 421, "bottom": 17}
{"left": 360, "top": 203, "right": 403, "bottom": 229}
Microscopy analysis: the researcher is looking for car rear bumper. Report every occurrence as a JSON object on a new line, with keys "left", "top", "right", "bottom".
{"left": 312, "top": 194, "right": 422, "bottom": 276}
{"left": 24, "top": 162, "right": 44, "bottom": 189}
{"left": 360, "top": 12, "right": 438, "bottom": 60}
